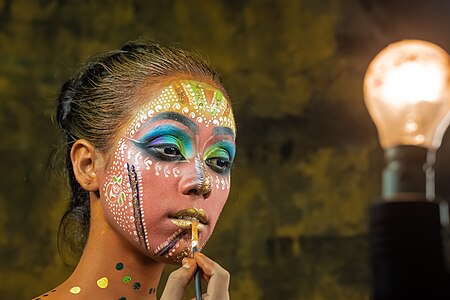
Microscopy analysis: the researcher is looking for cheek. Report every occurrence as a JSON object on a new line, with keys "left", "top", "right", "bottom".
{"left": 204, "top": 181, "right": 230, "bottom": 226}
{"left": 138, "top": 162, "right": 180, "bottom": 227}
{"left": 211, "top": 174, "right": 231, "bottom": 192}
{"left": 102, "top": 161, "right": 141, "bottom": 244}
{"left": 198, "top": 174, "right": 231, "bottom": 243}
{"left": 101, "top": 139, "right": 172, "bottom": 251}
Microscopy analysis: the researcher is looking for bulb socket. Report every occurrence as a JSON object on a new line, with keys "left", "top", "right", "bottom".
{"left": 382, "top": 145, "right": 431, "bottom": 199}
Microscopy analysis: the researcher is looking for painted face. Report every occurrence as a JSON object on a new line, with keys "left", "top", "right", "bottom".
{"left": 100, "top": 80, "right": 236, "bottom": 264}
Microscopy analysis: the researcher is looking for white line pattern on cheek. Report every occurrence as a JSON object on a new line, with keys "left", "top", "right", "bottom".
{"left": 155, "top": 162, "right": 162, "bottom": 176}
{"left": 134, "top": 151, "right": 142, "bottom": 164}
{"left": 163, "top": 165, "right": 171, "bottom": 177}
{"left": 215, "top": 176, "right": 220, "bottom": 189}
{"left": 221, "top": 178, "right": 226, "bottom": 191}
{"left": 173, "top": 167, "right": 180, "bottom": 177}
{"left": 214, "top": 175, "right": 230, "bottom": 191}
{"left": 144, "top": 157, "right": 152, "bottom": 170}
{"left": 127, "top": 148, "right": 134, "bottom": 160}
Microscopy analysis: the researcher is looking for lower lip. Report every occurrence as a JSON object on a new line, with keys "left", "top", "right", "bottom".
{"left": 170, "top": 219, "right": 206, "bottom": 231}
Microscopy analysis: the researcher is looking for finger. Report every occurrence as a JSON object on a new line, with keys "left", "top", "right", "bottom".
{"left": 194, "top": 253, "right": 230, "bottom": 300}
{"left": 160, "top": 258, "right": 198, "bottom": 300}
{"left": 190, "top": 293, "right": 209, "bottom": 300}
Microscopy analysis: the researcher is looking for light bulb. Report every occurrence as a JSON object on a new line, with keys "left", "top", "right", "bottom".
{"left": 364, "top": 40, "right": 450, "bottom": 149}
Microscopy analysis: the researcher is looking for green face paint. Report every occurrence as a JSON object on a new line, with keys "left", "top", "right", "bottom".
{"left": 122, "top": 276, "right": 132, "bottom": 284}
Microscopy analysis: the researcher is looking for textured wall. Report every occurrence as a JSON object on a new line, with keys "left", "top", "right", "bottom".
{"left": 1, "top": 0, "right": 450, "bottom": 299}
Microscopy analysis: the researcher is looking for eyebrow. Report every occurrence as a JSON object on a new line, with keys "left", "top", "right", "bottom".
{"left": 213, "top": 126, "right": 235, "bottom": 139}
{"left": 145, "top": 112, "right": 199, "bottom": 134}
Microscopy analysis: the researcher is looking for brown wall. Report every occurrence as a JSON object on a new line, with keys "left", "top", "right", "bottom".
{"left": 1, "top": 0, "right": 449, "bottom": 299}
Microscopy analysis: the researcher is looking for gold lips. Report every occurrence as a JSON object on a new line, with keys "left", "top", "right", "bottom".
{"left": 171, "top": 208, "right": 208, "bottom": 224}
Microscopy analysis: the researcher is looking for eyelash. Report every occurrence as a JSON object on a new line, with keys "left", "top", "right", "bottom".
{"left": 148, "top": 144, "right": 185, "bottom": 161}
{"left": 205, "top": 157, "right": 232, "bottom": 174}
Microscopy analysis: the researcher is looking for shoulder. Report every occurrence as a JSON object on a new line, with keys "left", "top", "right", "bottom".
{"left": 32, "top": 289, "right": 56, "bottom": 299}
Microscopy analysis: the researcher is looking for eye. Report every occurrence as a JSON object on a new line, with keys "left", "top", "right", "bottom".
{"left": 163, "top": 146, "right": 180, "bottom": 156}
{"left": 150, "top": 144, "right": 185, "bottom": 161}
{"left": 205, "top": 157, "right": 231, "bottom": 174}
{"left": 129, "top": 124, "right": 194, "bottom": 162}
{"left": 203, "top": 143, "right": 234, "bottom": 175}
{"left": 133, "top": 134, "right": 187, "bottom": 162}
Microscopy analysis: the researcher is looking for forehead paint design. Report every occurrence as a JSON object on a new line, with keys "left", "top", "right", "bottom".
{"left": 126, "top": 80, "right": 236, "bottom": 138}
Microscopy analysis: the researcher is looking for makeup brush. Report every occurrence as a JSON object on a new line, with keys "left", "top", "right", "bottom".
{"left": 191, "top": 219, "right": 202, "bottom": 300}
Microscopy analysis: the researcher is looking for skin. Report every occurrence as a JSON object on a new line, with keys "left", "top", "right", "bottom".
{"left": 36, "top": 76, "right": 233, "bottom": 300}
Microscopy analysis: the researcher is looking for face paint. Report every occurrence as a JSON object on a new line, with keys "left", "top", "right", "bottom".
{"left": 96, "top": 277, "right": 109, "bottom": 289}
{"left": 126, "top": 163, "right": 148, "bottom": 250}
{"left": 116, "top": 262, "right": 124, "bottom": 270}
{"left": 69, "top": 286, "right": 81, "bottom": 294}
{"left": 122, "top": 276, "right": 132, "bottom": 284}
{"left": 100, "top": 80, "right": 236, "bottom": 264}
{"left": 62, "top": 262, "right": 157, "bottom": 299}
{"left": 133, "top": 282, "right": 141, "bottom": 290}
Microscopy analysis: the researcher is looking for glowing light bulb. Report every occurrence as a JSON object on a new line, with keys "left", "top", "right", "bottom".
{"left": 364, "top": 40, "right": 450, "bottom": 149}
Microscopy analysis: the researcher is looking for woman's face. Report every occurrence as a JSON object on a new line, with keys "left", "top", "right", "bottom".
{"left": 99, "top": 79, "right": 236, "bottom": 264}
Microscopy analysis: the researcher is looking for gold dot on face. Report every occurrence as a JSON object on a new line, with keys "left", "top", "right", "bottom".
{"left": 69, "top": 286, "right": 81, "bottom": 294}
{"left": 96, "top": 277, "right": 109, "bottom": 289}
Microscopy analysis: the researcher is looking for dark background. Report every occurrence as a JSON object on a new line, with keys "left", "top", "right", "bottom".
{"left": 1, "top": 0, "right": 449, "bottom": 299}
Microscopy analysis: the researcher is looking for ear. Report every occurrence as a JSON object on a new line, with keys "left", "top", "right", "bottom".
{"left": 71, "top": 139, "right": 100, "bottom": 192}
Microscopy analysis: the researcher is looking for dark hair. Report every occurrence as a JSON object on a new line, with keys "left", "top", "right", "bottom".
{"left": 56, "top": 40, "right": 225, "bottom": 264}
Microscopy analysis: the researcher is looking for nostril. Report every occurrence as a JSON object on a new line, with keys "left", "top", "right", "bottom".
{"left": 185, "top": 188, "right": 211, "bottom": 199}
{"left": 187, "top": 188, "right": 198, "bottom": 196}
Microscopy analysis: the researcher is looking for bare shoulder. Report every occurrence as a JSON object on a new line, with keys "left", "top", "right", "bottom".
{"left": 32, "top": 286, "right": 72, "bottom": 300}
{"left": 32, "top": 288, "right": 57, "bottom": 299}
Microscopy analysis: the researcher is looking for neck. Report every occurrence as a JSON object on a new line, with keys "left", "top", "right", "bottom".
{"left": 61, "top": 197, "right": 164, "bottom": 299}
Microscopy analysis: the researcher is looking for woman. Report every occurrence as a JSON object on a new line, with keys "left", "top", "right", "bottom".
{"left": 35, "top": 41, "right": 235, "bottom": 299}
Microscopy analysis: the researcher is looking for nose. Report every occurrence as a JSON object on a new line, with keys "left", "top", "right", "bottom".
{"left": 178, "top": 157, "right": 212, "bottom": 199}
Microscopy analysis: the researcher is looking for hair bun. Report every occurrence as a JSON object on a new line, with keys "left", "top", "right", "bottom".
{"left": 57, "top": 80, "right": 76, "bottom": 131}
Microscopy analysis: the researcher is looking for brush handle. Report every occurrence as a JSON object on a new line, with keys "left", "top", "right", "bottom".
{"left": 193, "top": 246, "right": 202, "bottom": 300}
